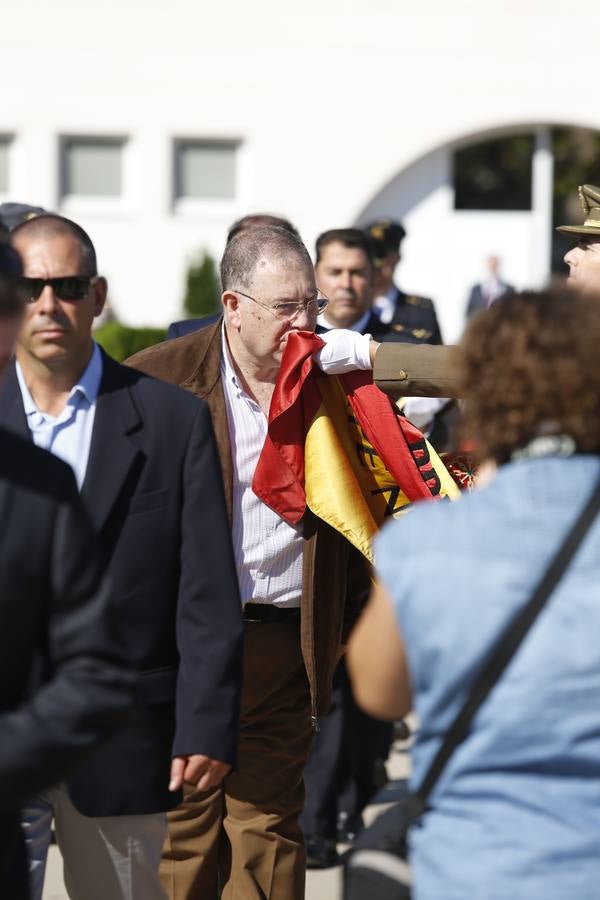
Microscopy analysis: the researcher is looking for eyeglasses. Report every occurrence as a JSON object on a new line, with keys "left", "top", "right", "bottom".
{"left": 234, "top": 289, "right": 329, "bottom": 322}
{"left": 17, "top": 275, "right": 97, "bottom": 303}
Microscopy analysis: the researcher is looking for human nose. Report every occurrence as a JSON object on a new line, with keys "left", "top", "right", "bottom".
{"left": 289, "top": 303, "right": 312, "bottom": 329}
{"left": 35, "top": 284, "right": 62, "bottom": 314}
{"left": 564, "top": 247, "right": 580, "bottom": 269}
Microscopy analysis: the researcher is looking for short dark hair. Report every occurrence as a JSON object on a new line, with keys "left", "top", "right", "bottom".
{"left": 227, "top": 213, "right": 300, "bottom": 245}
{"left": 460, "top": 287, "right": 600, "bottom": 463}
{"left": 315, "top": 228, "right": 374, "bottom": 267}
{"left": 9, "top": 214, "right": 98, "bottom": 276}
{"left": 221, "top": 225, "right": 312, "bottom": 293}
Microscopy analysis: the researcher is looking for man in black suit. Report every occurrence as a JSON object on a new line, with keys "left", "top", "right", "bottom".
{"left": 365, "top": 219, "right": 443, "bottom": 344}
{"left": 0, "top": 215, "right": 243, "bottom": 900}
{"left": 0, "top": 243, "right": 135, "bottom": 900}
{"left": 465, "top": 254, "right": 514, "bottom": 319}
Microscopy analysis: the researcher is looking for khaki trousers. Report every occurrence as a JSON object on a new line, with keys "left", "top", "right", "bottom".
{"left": 160, "top": 618, "right": 314, "bottom": 900}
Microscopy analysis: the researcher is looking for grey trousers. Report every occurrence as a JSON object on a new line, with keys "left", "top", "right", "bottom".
{"left": 22, "top": 783, "right": 167, "bottom": 900}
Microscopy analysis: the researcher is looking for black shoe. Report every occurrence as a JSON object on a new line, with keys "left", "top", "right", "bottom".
{"left": 305, "top": 835, "right": 339, "bottom": 869}
{"left": 336, "top": 811, "right": 364, "bottom": 844}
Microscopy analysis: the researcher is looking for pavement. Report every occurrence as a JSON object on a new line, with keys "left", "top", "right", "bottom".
{"left": 42, "top": 742, "right": 410, "bottom": 900}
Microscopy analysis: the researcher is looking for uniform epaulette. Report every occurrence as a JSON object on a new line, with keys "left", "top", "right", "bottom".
{"left": 391, "top": 323, "right": 434, "bottom": 340}
{"left": 405, "top": 294, "right": 433, "bottom": 309}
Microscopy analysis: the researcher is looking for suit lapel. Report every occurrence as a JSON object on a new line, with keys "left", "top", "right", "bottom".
{"left": 182, "top": 322, "right": 233, "bottom": 521}
{"left": 0, "top": 361, "right": 31, "bottom": 441}
{"left": 81, "top": 352, "right": 143, "bottom": 533}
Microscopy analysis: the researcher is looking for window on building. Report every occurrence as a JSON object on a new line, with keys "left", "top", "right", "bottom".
{"left": 0, "top": 138, "right": 11, "bottom": 193}
{"left": 174, "top": 140, "right": 238, "bottom": 201}
{"left": 453, "top": 134, "right": 534, "bottom": 211}
{"left": 61, "top": 137, "right": 124, "bottom": 198}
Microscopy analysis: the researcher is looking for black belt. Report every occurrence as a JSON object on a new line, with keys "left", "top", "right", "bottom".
{"left": 242, "top": 603, "right": 301, "bottom": 624}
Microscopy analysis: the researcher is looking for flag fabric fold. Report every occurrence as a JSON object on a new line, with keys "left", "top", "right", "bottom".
{"left": 253, "top": 331, "right": 458, "bottom": 561}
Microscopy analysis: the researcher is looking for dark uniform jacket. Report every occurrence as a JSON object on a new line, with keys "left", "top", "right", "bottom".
{"left": 127, "top": 320, "right": 372, "bottom": 720}
{"left": 385, "top": 286, "right": 443, "bottom": 345}
{"left": 0, "top": 429, "right": 134, "bottom": 898}
{"left": 0, "top": 351, "right": 243, "bottom": 817}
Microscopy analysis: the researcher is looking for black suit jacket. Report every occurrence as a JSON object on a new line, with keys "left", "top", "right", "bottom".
{"left": 167, "top": 313, "right": 221, "bottom": 340}
{"left": 466, "top": 281, "right": 514, "bottom": 318}
{"left": 0, "top": 428, "right": 134, "bottom": 897}
{"left": 0, "top": 350, "right": 243, "bottom": 817}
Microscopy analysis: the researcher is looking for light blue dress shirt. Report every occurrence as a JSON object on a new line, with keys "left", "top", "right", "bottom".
{"left": 16, "top": 342, "right": 103, "bottom": 490}
{"left": 376, "top": 455, "right": 600, "bottom": 900}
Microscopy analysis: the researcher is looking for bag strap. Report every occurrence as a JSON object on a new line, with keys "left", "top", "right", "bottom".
{"left": 411, "top": 475, "right": 600, "bottom": 815}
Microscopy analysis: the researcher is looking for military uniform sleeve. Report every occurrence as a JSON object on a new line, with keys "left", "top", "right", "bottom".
{"left": 373, "top": 343, "right": 462, "bottom": 399}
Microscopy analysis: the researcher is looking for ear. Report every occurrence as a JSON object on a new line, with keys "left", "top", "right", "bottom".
{"left": 222, "top": 290, "right": 242, "bottom": 328}
{"left": 92, "top": 277, "right": 108, "bottom": 318}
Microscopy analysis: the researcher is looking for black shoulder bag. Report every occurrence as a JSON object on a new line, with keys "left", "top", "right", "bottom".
{"left": 344, "top": 477, "right": 600, "bottom": 900}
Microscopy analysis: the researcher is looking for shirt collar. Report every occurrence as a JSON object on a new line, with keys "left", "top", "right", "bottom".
{"left": 220, "top": 321, "right": 243, "bottom": 395}
{"left": 317, "top": 309, "right": 372, "bottom": 333}
{"left": 16, "top": 341, "right": 104, "bottom": 417}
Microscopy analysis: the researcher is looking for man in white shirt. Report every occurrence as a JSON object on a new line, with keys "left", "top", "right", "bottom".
{"left": 128, "top": 224, "right": 378, "bottom": 900}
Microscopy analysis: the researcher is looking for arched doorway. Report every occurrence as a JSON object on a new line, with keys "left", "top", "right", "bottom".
{"left": 356, "top": 125, "right": 600, "bottom": 341}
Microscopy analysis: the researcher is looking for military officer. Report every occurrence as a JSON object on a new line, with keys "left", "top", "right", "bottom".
{"left": 558, "top": 183, "right": 600, "bottom": 292}
{"left": 365, "top": 219, "right": 443, "bottom": 344}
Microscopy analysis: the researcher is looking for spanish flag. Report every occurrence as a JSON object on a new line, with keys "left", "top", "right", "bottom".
{"left": 253, "top": 332, "right": 459, "bottom": 562}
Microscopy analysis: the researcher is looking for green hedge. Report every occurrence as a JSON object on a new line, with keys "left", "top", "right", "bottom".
{"left": 183, "top": 251, "right": 220, "bottom": 317}
{"left": 95, "top": 322, "right": 166, "bottom": 362}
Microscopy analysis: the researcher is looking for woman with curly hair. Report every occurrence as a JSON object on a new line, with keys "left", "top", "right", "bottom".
{"left": 347, "top": 287, "right": 600, "bottom": 899}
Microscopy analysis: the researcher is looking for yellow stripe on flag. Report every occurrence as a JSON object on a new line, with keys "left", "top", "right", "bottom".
{"left": 305, "top": 376, "right": 458, "bottom": 562}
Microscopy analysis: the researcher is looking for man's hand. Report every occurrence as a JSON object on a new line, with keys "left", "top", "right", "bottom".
{"left": 169, "top": 755, "right": 231, "bottom": 792}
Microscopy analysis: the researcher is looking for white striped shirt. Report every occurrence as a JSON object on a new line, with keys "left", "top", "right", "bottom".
{"left": 220, "top": 325, "right": 373, "bottom": 608}
{"left": 221, "top": 333, "right": 304, "bottom": 607}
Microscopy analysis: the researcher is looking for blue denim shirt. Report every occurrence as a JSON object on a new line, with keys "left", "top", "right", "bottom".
{"left": 375, "top": 455, "right": 600, "bottom": 900}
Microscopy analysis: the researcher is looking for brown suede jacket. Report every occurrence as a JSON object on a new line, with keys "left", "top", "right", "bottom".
{"left": 127, "top": 319, "right": 372, "bottom": 720}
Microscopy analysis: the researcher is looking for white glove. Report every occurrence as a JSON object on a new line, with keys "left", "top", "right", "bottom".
{"left": 314, "top": 329, "right": 373, "bottom": 374}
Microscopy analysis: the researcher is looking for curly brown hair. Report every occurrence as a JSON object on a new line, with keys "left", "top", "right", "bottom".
{"left": 459, "top": 287, "right": 600, "bottom": 464}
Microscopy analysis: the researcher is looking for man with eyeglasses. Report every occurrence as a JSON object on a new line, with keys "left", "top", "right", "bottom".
{"left": 0, "top": 214, "right": 243, "bottom": 900}
{"left": 0, "top": 242, "right": 135, "bottom": 899}
{"left": 128, "top": 224, "right": 378, "bottom": 900}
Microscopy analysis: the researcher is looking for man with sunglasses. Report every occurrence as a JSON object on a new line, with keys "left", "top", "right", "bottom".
{"left": 128, "top": 224, "right": 378, "bottom": 900}
{"left": 0, "top": 242, "right": 135, "bottom": 899}
{"left": 0, "top": 214, "right": 243, "bottom": 900}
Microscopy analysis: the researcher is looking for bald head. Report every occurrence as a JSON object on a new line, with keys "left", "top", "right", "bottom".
{"left": 220, "top": 225, "right": 312, "bottom": 295}
{"left": 10, "top": 214, "right": 98, "bottom": 276}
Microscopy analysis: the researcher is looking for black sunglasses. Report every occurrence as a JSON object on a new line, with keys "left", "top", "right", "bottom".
{"left": 17, "top": 275, "right": 96, "bottom": 303}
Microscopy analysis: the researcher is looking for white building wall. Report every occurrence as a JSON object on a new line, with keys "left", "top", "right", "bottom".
{"left": 1, "top": 0, "right": 599, "bottom": 329}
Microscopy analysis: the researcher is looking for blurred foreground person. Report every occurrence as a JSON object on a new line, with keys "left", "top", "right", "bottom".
{"left": 0, "top": 244, "right": 134, "bottom": 899}
{"left": 348, "top": 288, "right": 600, "bottom": 899}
